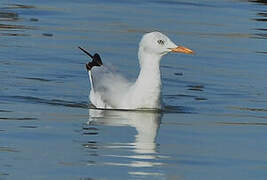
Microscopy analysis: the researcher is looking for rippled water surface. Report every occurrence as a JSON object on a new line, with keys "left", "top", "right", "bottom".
{"left": 1, "top": 0, "right": 267, "bottom": 179}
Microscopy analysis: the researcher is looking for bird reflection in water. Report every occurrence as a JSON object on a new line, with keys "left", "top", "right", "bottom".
{"left": 87, "top": 108, "right": 163, "bottom": 168}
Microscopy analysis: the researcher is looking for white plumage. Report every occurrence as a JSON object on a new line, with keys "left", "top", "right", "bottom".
{"left": 81, "top": 32, "right": 194, "bottom": 110}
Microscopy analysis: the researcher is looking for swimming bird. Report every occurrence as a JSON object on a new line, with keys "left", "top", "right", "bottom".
{"left": 79, "top": 31, "right": 194, "bottom": 110}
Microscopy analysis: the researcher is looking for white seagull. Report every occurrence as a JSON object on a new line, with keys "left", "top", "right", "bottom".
{"left": 79, "top": 31, "right": 194, "bottom": 110}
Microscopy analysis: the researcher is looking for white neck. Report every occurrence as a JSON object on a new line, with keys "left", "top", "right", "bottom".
{"left": 137, "top": 51, "right": 162, "bottom": 87}
{"left": 129, "top": 49, "right": 163, "bottom": 109}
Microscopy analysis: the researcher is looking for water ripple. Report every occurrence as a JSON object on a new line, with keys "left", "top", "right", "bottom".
{"left": 0, "top": 146, "right": 19, "bottom": 153}
{"left": 0, "top": 11, "right": 18, "bottom": 21}
{"left": 3, "top": 4, "right": 36, "bottom": 9}
{"left": 217, "top": 122, "right": 267, "bottom": 126}
{"left": 230, "top": 106, "right": 267, "bottom": 112}
{"left": 151, "top": 0, "right": 217, "bottom": 8}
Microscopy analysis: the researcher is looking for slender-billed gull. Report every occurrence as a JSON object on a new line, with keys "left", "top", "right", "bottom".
{"left": 79, "top": 31, "right": 194, "bottom": 110}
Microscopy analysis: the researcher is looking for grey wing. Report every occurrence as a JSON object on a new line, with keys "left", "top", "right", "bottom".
{"left": 89, "top": 65, "right": 132, "bottom": 108}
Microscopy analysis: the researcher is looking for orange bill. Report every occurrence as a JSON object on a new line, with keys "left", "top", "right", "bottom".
{"left": 169, "top": 46, "right": 194, "bottom": 54}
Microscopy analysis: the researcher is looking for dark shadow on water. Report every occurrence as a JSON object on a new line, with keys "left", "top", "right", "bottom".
{"left": 0, "top": 110, "right": 12, "bottom": 112}
{"left": 249, "top": 0, "right": 267, "bottom": 5}
{"left": 187, "top": 84, "right": 205, "bottom": 92}
{"left": 0, "top": 95, "right": 89, "bottom": 109}
{"left": 89, "top": 103, "right": 194, "bottom": 114}
{"left": 0, "top": 172, "right": 9, "bottom": 177}
{"left": 0, "top": 23, "right": 35, "bottom": 30}
{"left": 19, "top": 125, "right": 38, "bottom": 129}
{"left": 164, "top": 94, "right": 196, "bottom": 99}
{"left": 231, "top": 106, "right": 267, "bottom": 112}
{"left": 0, "top": 32, "right": 30, "bottom": 36}
{"left": 249, "top": 0, "right": 267, "bottom": 41}
{"left": 18, "top": 76, "right": 54, "bottom": 82}
{"left": 164, "top": 105, "right": 195, "bottom": 114}
{"left": 0, "top": 146, "right": 19, "bottom": 153}
{"left": 217, "top": 122, "right": 267, "bottom": 126}
{"left": 0, "top": 11, "right": 18, "bottom": 21}
{"left": 3, "top": 4, "right": 36, "bottom": 9}
{"left": 256, "top": 51, "right": 267, "bottom": 54}
{"left": 88, "top": 105, "right": 162, "bottom": 113}
{"left": 151, "top": 0, "right": 217, "bottom": 8}
{"left": 0, "top": 117, "right": 37, "bottom": 121}
{"left": 42, "top": 33, "right": 53, "bottom": 37}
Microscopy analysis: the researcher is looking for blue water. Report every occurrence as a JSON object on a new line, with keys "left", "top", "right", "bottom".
{"left": 1, "top": 0, "right": 267, "bottom": 179}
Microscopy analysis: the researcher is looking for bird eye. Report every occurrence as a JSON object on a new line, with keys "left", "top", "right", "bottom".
{"left": 157, "top": 40, "right": 165, "bottom": 45}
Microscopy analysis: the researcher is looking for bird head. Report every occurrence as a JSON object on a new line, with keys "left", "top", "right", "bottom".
{"left": 139, "top": 31, "right": 194, "bottom": 56}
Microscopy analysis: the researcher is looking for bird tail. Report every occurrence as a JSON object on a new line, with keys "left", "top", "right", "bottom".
{"left": 78, "top": 46, "right": 103, "bottom": 92}
{"left": 78, "top": 47, "right": 103, "bottom": 71}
